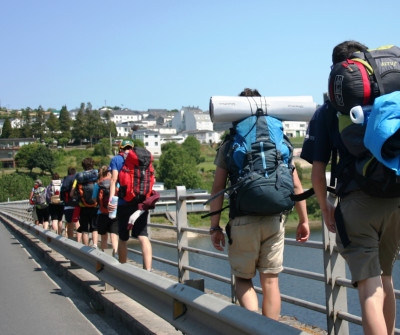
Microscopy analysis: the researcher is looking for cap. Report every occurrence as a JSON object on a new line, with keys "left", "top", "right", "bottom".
{"left": 119, "top": 140, "right": 134, "bottom": 149}
{"left": 35, "top": 179, "right": 42, "bottom": 186}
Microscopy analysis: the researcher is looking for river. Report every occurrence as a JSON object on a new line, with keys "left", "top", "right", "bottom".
{"left": 127, "top": 228, "right": 400, "bottom": 334}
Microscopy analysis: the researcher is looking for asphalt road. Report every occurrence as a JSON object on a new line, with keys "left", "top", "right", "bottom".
{"left": 0, "top": 222, "right": 120, "bottom": 335}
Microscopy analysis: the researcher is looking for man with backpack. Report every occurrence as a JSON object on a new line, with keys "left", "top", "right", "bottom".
{"left": 61, "top": 167, "right": 77, "bottom": 239}
{"left": 70, "top": 158, "right": 99, "bottom": 247}
{"left": 303, "top": 41, "right": 400, "bottom": 334}
{"left": 209, "top": 88, "right": 309, "bottom": 320}
{"left": 30, "top": 179, "right": 50, "bottom": 228}
{"left": 47, "top": 173, "right": 64, "bottom": 235}
{"left": 108, "top": 140, "right": 157, "bottom": 269}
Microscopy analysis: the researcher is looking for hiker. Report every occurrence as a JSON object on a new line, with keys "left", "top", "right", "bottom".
{"left": 108, "top": 140, "right": 157, "bottom": 269}
{"left": 29, "top": 187, "right": 39, "bottom": 225}
{"left": 70, "top": 158, "right": 99, "bottom": 247}
{"left": 30, "top": 179, "right": 50, "bottom": 228}
{"left": 302, "top": 41, "right": 400, "bottom": 334}
{"left": 47, "top": 173, "right": 64, "bottom": 235}
{"left": 61, "top": 167, "right": 77, "bottom": 239}
{"left": 209, "top": 88, "right": 309, "bottom": 320}
{"left": 92, "top": 165, "right": 119, "bottom": 256}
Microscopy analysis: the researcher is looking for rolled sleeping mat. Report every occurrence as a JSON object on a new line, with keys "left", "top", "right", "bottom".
{"left": 209, "top": 96, "right": 317, "bottom": 123}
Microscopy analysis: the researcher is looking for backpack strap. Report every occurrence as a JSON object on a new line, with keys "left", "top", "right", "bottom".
{"left": 364, "top": 50, "right": 385, "bottom": 96}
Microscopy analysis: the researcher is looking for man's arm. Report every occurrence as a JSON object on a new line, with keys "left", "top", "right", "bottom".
{"left": 292, "top": 168, "right": 310, "bottom": 242}
{"left": 311, "top": 161, "right": 336, "bottom": 233}
{"left": 107, "top": 169, "right": 119, "bottom": 212}
{"left": 209, "top": 166, "right": 228, "bottom": 251}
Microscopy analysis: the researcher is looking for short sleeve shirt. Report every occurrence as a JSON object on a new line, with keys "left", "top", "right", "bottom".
{"left": 109, "top": 153, "right": 127, "bottom": 205}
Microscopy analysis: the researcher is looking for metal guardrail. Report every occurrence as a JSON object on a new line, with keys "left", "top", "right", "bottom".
{"left": 1, "top": 188, "right": 400, "bottom": 335}
{"left": 0, "top": 201, "right": 306, "bottom": 335}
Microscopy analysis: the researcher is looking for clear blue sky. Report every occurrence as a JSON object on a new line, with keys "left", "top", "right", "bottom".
{"left": 1, "top": 0, "right": 399, "bottom": 112}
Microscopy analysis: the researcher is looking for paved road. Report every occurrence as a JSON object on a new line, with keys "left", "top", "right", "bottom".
{"left": 0, "top": 222, "right": 119, "bottom": 335}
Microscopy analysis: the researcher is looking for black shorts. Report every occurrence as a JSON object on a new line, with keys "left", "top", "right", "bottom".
{"left": 36, "top": 207, "right": 50, "bottom": 223}
{"left": 77, "top": 207, "right": 98, "bottom": 233}
{"left": 117, "top": 205, "right": 148, "bottom": 241}
{"left": 49, "top": 204, "right": 64, "bottom": 221}
{"left": 64, "top": 208, "right": 74, "bottom": 223}
{"left": 97, "top": 213, "right": 119, "bottom": 235}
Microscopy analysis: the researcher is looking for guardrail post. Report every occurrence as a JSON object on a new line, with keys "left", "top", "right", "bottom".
{"left": 322, "top": 195, "right": 349, "bottom": 335}
{"left": 176, "top": 186, "right": 189, "bottom": 283}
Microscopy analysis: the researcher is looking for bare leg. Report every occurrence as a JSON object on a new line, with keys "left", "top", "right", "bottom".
{"left": 43, "top": 221, "right": 49, "bottom": 230}
{"left": 100, "top": 234, "right": 108, "bottom": 251}
{"left": 57, "top": 220, "right": 63, "bottom": 235}
{"left": 138, "top": 236, "right": 152, "bottom": 270}
{"left": 234, "top": 277, "right": 259, "bottom": 312}
{"left": 118, "top": 240, "right": 128, "bottom": 263}
{"left": 382, "top": 275, "right": 396, "bottom": 335}
{"left": 110, "top": 233, "right": 119, "bottom": 255}
{"left": 82, "top": 232, "right": 89, "bottom": 246}
{"left": 358, "top": 276, "right": 387, "bottom": 335}
{"left": 91, "top": 230, "right": 98, "bottom": 248}
{"left": 51, "top": 220, "right": 58, "bottom": 233}
{"left": 259, "top": 273, "right": 281, "bottom": 320}
{"left": 66, "top": 222, "right": 74, "bottom": 238}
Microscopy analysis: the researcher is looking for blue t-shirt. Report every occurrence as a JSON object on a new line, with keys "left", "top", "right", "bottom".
{"left": 109, "top": 154, "right": 127, "bottom": 205}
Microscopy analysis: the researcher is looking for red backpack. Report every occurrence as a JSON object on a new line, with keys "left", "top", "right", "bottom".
{"left": 118, "top": 147, "right": 155, "bottom": 203}
{"left": 97, "top": 177, "right": 111, "bottom": 213}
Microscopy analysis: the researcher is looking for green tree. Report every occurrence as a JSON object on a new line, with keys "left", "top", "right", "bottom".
{"left": 158, "top": 145, "right": 200, "bottom": 189}
{"left": 86, "top": 109, "right": 102, "bottom": 144}
{"left": 72, "top": 109, "right": 87, "bottom": 144}
{"left": 15, "top": 143, "right": 41, "bottom": 171}
{"left": 93, "top": 138, "right": 111, "bottom": 156}
{"left": 46, "top": 112, "right": 60, "bottom": 137}
{"left": 1, "top": 118, "right": 12, "bottom": 138}
{"left": 58, "top": 137, "right": 69, "bottom": 147}
{"left": 21, "top": 108, "right": 32, "bottom": 138}
{"left": 59, "top": 105, "right": 72, "bottom": 139}
{"left": 182, "top": 136, "right": 202, "bottom": 164}
{"left": 32, "top": 145, "right": 55, "bottom": 174}
{"left": 31, "top": 106, "right": 46, "bottom": 140}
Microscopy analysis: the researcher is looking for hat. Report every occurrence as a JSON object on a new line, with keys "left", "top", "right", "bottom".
{"left": 119, "top": 140, "right": 134, "bottom": 149}
{"left": 35, "top": 179, "right": 42, "bottom": 186}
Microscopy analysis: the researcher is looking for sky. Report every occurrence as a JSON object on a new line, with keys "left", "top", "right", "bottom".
{"left": 1, "top": 0, "right": 399, "bottom": 112}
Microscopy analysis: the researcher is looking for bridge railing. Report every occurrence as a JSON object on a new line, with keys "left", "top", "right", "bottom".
{"left": 1, "top": 187, "right": 399, "bottom": 335}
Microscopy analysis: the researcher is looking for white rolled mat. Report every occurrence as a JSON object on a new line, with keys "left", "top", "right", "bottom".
{"left": 209, "top": 96, "right": 317, "bottom": 123}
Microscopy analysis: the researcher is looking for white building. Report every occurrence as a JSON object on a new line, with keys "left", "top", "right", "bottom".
{"left": 131, "top": 129, "right": 162, "bottom": 157}
{"left": 181, "top": 130, "right": 223, "bottom": 144}
{"left": 171, "top": 109, "right": 213, "bottom": 133}
{"left": 116, "top": 121, "right": 135, "bottom": 138}
{"left": 282, "top": 121, "right": 307, "bottom": 138}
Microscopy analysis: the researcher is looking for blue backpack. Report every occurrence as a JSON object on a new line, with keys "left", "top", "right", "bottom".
{"left": 337, "top": 92, "right": 400, "bottom": 197}
{"left": 206, "top": 114, "right": 295, "bottom": 218}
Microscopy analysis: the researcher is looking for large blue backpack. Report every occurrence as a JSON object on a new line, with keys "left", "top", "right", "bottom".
{"left": 220, "top": 114, "right": 295, "bottom": 218}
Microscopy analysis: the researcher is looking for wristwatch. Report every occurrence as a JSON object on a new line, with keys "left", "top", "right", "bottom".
{"left": 209, "top": 226, "right": 223, "bottom": 235}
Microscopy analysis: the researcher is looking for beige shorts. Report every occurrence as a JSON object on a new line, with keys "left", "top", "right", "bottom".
{"left": 337, "top": 191, "right": 400, "bottom": 284}
{"left": 227, "top": 214, "right": 285, "bottom": 279}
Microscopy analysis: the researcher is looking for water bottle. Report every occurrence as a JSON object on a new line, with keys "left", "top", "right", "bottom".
{"left": 349, "top": 105, "right": 372, "bottom": 124}
{"left": 109, "top": 196, "right": 118, "bottom": 219}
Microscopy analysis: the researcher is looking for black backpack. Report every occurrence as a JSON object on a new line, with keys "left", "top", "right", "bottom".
{"left": 329, "top": 45, "right": 400, "bottom": 114}
{"left": 205, "top": 114, "right": 295, "bottom": 218}
{"left": 75, "top": 169, "right": 98, "bottom": 207}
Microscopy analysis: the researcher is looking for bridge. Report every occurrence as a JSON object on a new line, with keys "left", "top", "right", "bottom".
{"left": 0, "top": 186, "right": 399, "bottom": 334}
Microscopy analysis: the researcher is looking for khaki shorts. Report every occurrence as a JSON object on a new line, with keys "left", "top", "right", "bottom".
{"left": 337, "top": 191, "right": 400, "bottom": 284}
{"left": 227, "top": 214, "right": 285, "bottom": 279}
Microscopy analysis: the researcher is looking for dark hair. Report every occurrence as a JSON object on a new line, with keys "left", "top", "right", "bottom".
{"left": 239, "top": 88, "right": 261, "bottom": 97}
{"left": 52, "top": 173, "right": 60, "bottom": 180}
{"left": 82, "top": 157, "right": 95, "bottom": 171}
{"left": 67, "top": 167, "right": 76, "bottom": 175}
{"left": 98, "top": 165, "right": 110, "bottom": 179}
{"left": 332, "top": 40, "right": 368, "bottom": 64}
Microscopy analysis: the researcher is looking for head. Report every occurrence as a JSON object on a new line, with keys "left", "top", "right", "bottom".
{"left": 81, "top": 157, "right": 95, "bottom": 171}
{"left": 332, "top": 40, "right": 368, "bottom": 65}
{"left": 98, "top": 165, "right": 110, "bottom": 179}
{"left": 239, "top": 88, "right": 261, "bottom": 97}
{"left": 52, "top": 173, "right": 60, "bottom": 180}
{"left": 119, "top": 139, "right": 133, "bottom": 153}
{"left": 35, "top": 179, "right": 42, "bottom": 187}
{"left": 67, "top": 166, "right": 76, "bottom": 176}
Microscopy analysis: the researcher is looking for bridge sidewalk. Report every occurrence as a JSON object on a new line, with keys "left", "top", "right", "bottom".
{"left": 0, "top": 217, "right": 181, "bottom": 335}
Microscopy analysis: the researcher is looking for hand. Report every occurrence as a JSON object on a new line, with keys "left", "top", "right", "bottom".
{"left": 211, "top": 231, "right": 225, "bottom": 251}
{"left": 107, "top": 202, "right": 117, "bottom": 213}
{"left": 296, "top": 221, "right": 310, "bottom": 243}
{"left": 322, "top": 201, "right": 336, "bottom": 233}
